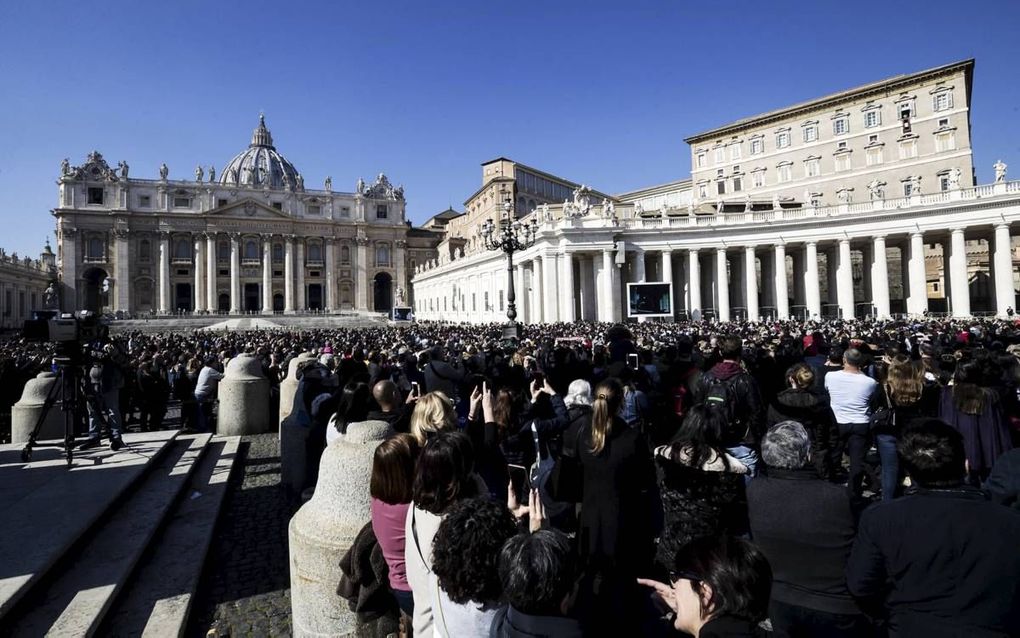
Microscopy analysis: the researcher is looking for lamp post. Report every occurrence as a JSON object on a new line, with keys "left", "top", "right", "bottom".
{"left": 481, "top": 194, "right": 538, "bottom": 341}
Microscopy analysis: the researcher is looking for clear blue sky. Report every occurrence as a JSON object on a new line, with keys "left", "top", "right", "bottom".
{"left": 2, "top": 0, "right": 1018, "bottom": 257}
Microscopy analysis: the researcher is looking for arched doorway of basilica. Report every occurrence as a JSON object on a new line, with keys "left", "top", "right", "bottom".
{"left": 218, "top": 293, "right": 230, "bottom": 313}
{"left": 244, "top": 284, "right": 259, "bottom": 312}
{"left": 307, "top": 284, "right": 323, "bottom": 311}
{"left": 82, "top": 267, "right": 108, "bottom": 313}
{"left": 373, "top": 272, "right": 393, "bottom": 314}
{"left": 273, "top": 293, "right": 284, "bottom": 313}
{"left": 175, "top": 283, "right": 192, "bottom": 312}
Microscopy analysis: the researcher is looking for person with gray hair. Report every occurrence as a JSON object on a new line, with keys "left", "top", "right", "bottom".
{"left": 748, "top": 421, "right": 870, "bottom": 637}
{"left": 761, "top": 420, "right": 812, "bottom": 470}
{"left": 824, "top": 346, "right": 878, "bottom": 498}
{"left": 563, "top": 379, "right": 592, "bottom": 408}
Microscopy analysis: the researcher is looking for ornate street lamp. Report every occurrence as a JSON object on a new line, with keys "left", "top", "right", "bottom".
{"left": 481, "top": 192, "right": 538, "bottom": 341}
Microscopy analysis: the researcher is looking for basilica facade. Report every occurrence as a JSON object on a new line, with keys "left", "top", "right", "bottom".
{"left": 53, "top": 116, "right": 438, "bottom": 315}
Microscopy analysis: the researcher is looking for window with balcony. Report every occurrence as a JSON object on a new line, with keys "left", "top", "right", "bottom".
{"left": 86, "top": 237, "right": 105, "bottom": 261}
{"left": 173, "top": 239, "right": 191, "bottom": 261}
{"left": 244, "top": 240, "right": 259, "bottom": 261}
{"left": 307, "top": 242, "right": 323, "bottom": 263}
{"left": 376, "top": 244, "right": 390, "bottom": 267}
{"left": 87, "top": 187, "right": 104, "bottom": 205}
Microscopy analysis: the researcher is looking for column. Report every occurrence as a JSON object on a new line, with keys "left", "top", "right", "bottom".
{"left": 355, "top": 239, "right": 368, "bottom": 311}
{"left": 775, "top": 243, "right": 789, "bottom": 319}
{"left": 533, "top": 256, "right": 544, "bottom": 322}
{"left": 559, "top": 251, "right": 575, "bottom": 322}
{"left": 158, "top": 231, "right": 170, "bottom": 314}
{"left": 515, "top": 262, "right": 527, "bottom": 323}
{"left": 262, "top": 236, "right": 273, "bottom": 313}
{"left": 580, "top": 255, "right": 596, "bottom": 321}
{"left": 326, "top": 238, "right": 338, "bottom": 312}
{"left": 632, "top": 251, "right": 646, "bottom": 282}
{"left": 688, "top": 249, "right": 701, "bottom": 319}
{"left": 836, "top": 239, "right": 854, "bottom": 319}
{"left": 394, "top": 240, "right": 407, "bottom": 307}
{"left": 825, "top": 246, "right": 839, "bottom": 311}
{"left": 295, "top": 239, "right": 306, "bottom": 311}
{"left": 805, "top": 241, "right": 821, "bottom": 318}
{"left": 60, "top": 228, "right": 79, "bottom": 312}
{"left": 744, "top": 246, "right": 759, "bottom": 321}
{"left": 284, "top": 235, "right": 295, "bottom": 313}
{"left": 661, "top": 250, "right": 674, "bottom": 319}
{"left": 114, "top": 230, "right": 131, "bottom": 312}
{"left": 601, "top": 249, "right": 615, "bottom": 322}
{"left": 206, "top": 233, "right": 217, "bottom": 312}
{"left": 194, "top": 235, "right": 206, "bottom": 312}
{"left": 948, "top": 228, "right": 971, "bottom": 317}
{"left": 791, "top": 250, "right": 806, "bottom": 314}
{"left": 871, "top": 236, "right": 891, "bottom": 318}
{"left": 994, "top": 225, "right": 1014, "bottom": 317}
{"left": 715, "top": 247, "right": 730, "bottom": 322}
{"left": 229, "top": 233, "right": 240, "bottom": 313}
{"left": 906, "top": 232, "right": 927, "bottom": 315}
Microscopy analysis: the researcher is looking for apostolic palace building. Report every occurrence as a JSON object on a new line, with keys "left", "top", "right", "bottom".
{"left": 412, "top": 58, "right": 1020, "bottom": 323}
{"left": 53, "top": 115, "right": 437, "bottom": 316}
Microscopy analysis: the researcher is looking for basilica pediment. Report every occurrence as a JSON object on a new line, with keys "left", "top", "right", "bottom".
{"left": 207, "top": 198, "right": 292, "bottom": 219}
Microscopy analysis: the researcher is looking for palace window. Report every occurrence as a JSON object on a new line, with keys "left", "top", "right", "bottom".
{"left": 173, "top": 239, "right": 191, "bottom": 260}
{"left": 902, "top": 181, "right": 915, "bottom": 197}
{"left": 272, "top": 202, "right": 283, "bottom": 211}
{"left": 751, "top": 170, "right": 765, "bottom": 188}
{"left": 376, "top": 244, "right": 390, "bottom": 267}
{"left": 776, "top": 131, "right": 791, "bottom": 149}
{"left": 272, "top": 243, "right": 284, "bottom": 262}
{"left": 340, "top": 206, "right": 351, "bottom": 218}
{"left": 939, "top": 173, "right": 951, "bottom": 192}
{"left": 777, "top": 163, "right": 793, "bottom": 183}
{"left": 173, "top": 196, "right": 192, "bottom": 208}
{"left": 307, "top": 204, "right": 321, "bottom": 216}
{"left": 376, "top": 204, "right": 388, "bottom": 219}
{"left": 749, "top": 138, "right": 764, "bottom": 155}
{"left": 714, "top": 147, "right": 725, "bottom": 163}
{"left": 803, "top": 126, "right": 818, "bottom": 143}
{"left": 864, "top": 110, "right": 881, "bottom": 128}
{"left": 897, "top": 100, "right": 915, "bottom": 119}
{"left": 307, "top": 242, "right": 323, "bottom": 263}
{"left": 87, "top": 187, "right": 104, "bottom": 205}
{"left": 696, "top": 152, "right": 707, "bottom": 168}
{"left": 933, "top": 90, "right": 953, "bottom": 112}
{"left": 138, "top": 195, "right": 152, "bottom": 208}
{"left": 898, "top": 139, "right": 918, "bottom": 159}
{"left": 86, "top": 237, "right": 105, "bottom": 260}
{"left": 866, "top": 146, "right": 884, "bottom": 166}
{"left": 244, "top": 240, "right": 259, "bottom": 260}
{"left": 139, "top": 239, "right": 151, "bottom": 262}
{"left": 218, "top": 240, "right": 229, "bottom": 261}
{"left": 834, "top": 154, "right": 851, "bottom": 172}
{"left": 935, "top": 131, "right": 956, "bottom": 152}
{"left": 732, "top": 177, "right": 742, "bottom": 192}
{"left": 804, "top": 158, "right": 820, "bottom": 178}
{"left": 833, "top": 117, "right": 849, "bottom": 136}
{"left": 729, "top": 143, "right": 742, "bottom": 161}
{"left": 697, "top": 182, "right": 708, "bottom": 199}
{"left": 717, "top": 180, "right": 726, "bottom": 195}
{"left": 340, "top": 245, "right": 351, "bottom": 264}
{"left": 217, "top": 198, "right": 228, "bottom": 208}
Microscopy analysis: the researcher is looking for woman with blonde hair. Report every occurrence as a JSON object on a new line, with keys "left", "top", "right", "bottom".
{"left": 410, "top": 391, "right": 457, "bottom": 445}
{"left": 575, "top": 377, "right": 656, "bottom": 635}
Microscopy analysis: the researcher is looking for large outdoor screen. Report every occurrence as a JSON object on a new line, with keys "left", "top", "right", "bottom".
{"left": 392, "top": 306, "right": 413, "bottom": 322}
{"left": 626, "top": 282, "right": 673, "bottom": 318}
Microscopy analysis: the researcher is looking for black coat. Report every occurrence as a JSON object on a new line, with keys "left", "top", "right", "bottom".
{"left": 700, "top": 616, "right": 769, "bottom": 638}
{"left": 985, "top": 447, "right": 1020, "bottom": 509}
{"left": 847, "top": 486, "right": 1020, "bottom": 637}
{"left": 747, "top": 468, "right": 860, "bottom": 616}
{"left": 488, "top": 606, "right": 584, "bottom": 638}
{"left": 337, "top": 521, "right": 399, "bottom": 635}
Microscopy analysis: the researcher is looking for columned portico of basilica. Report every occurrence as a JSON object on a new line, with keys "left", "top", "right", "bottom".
{"left": 53, "top": 116, "right": 437, "bottom": 316}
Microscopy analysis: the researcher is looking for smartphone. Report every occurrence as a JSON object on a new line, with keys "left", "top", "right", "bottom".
{"left": 508, "top": 464, "right": 531, "bottom": 498}
{"left": 628, "top": 353, "right": 640, "bottom": 371}
{"left": 411, "top": 381, "right": 421, "bottom": 396}
{"left": 532, "top": 371, "right": 544, "bottom": 387}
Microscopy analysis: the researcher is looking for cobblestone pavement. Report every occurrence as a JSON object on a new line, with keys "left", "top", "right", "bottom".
{"left": 189, "top": 432, "right": 293, "bottom": 637}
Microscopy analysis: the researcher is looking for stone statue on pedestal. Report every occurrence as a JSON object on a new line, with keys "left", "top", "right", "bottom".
{"left": 60, "top": 158, "right": 70, "bottom": 176}
{"left": 209, "top": 165, "right": 216, "bottom": 181}
{"left": 994, "top": 159, "right": 1007, "bottom": 183}
{"left": 118, "top": 161, "right": 129, "bottom": 179}
{"left": 867, "top": 179, "right": 884, "bottom": 200}
{"left": 356, "top": 177, "right": 365, "bottom": 194}
{"left": 195, "top": 165, "right": 204, "bottom": 183}
{"left": 324, "top": 176, "right": 332, "bottom": 191}
{"left": 159, "top": 163, "right": 169, "bottom": 180}
{"left": 772, "top": 192, "right": 781, "bottom": 210}
{"left": 43, "top": 283, "right": 57, "bottom": 308}
{"left": 744, "top": 196, "right": 752, "bottom": 212}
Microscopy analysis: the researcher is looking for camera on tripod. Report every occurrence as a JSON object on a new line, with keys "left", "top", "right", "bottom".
{"left": 23, "top": 309, "right": 107, "bottom": 347}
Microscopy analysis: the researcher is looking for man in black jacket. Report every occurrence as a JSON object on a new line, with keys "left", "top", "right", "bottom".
{"left": 748, "top": 421, "right": 870, "bottom": 637}
{"left": 846, "top": 420, "right": 1020, "bottom": 637}
{"left": 695, "top": 335, "right": 765, "bottom": 476}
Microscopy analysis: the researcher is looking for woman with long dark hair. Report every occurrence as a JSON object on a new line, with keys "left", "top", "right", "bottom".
{"left": 326, "top": 381, "right": 372, "bottom": 445}
{"left": 939, "top": 361, "right": 1014, "bottom": 482}
{"left": 654, "top": 405, "right": 749, "bottom": 574}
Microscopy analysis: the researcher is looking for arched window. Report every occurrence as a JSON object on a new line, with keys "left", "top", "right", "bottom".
{"left": 272, "top": 243, "right": 284, "bottom": 262}
{"left": 340, "top": 245, "right": 351, "bottom": 264}
{"left": 375, "top": 244, "right": 390, "bottom": 267}
{"left": 307, "top": 241, "right": 322, "bottom": 263}
{"left": 139, "top": 239, "right": 151, "bottom": 262}
{"left": 174, "top": 239, "right": 191, "bottom": 259}
{"left": 218, "top": 240, "right": 229, "bottom": 261}
{"left": 244, "top": 240, "right": 259, "bottom": 260}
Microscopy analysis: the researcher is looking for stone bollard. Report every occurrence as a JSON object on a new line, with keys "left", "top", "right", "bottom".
{"left": 289, "top": 419, "right": 393, "bottom": 637}
{"left": 12, "top": 372, "right": 65, "bottom": 443}
{"left": 279, "top": 353, "right": 317, "bottom": 428}
{"left": 279, "top": 353, "right": 318, "bottom": 501}
{"left": 217, "top": 354, "right": 270, "bottom": 435}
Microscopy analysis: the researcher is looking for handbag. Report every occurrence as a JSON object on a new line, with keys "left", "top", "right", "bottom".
{"left": 548, "top": 426, "right": 583, "bottom": 503}
{"left": 869, "top": 384, "right": 897, "bottom": 431}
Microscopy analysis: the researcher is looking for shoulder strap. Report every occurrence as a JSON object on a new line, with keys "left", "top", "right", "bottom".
{"left": 411, "top": 508, "right": 431, "bottom": 574}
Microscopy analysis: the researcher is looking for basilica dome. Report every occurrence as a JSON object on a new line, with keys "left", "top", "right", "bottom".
{"left": 219, "top": 115, "right": 302, "bottom": 190}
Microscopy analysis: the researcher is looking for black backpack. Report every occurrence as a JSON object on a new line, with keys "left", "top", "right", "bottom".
{"left": 704, "top": 374, "right": 737, "bottom": 427}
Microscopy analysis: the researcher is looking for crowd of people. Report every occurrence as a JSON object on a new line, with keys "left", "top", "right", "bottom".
{"left": 3, "top": 316, "right": 1020, "bottom": 636}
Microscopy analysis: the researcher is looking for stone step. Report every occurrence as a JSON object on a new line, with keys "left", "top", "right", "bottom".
{"left": 0, "top": 431, "right": 179, "bottom": 621}
{"left": 100, "top": 436, "right": 241, "bottom": 638}
{"left": 6, "top": 434, "right": 212, "bottom": 637}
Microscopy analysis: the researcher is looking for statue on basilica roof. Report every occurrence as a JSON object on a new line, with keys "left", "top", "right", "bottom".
{"left": 159, "top": 163, "right": 169, "bottom": 180}
{"left": 118, "top": 160, "right": 129, "bottom": 179}
{"left": 195, "top": 165, "right": 204, "bottom": 183}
